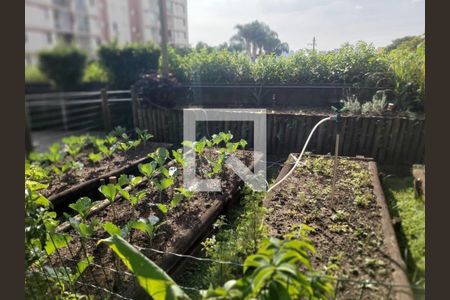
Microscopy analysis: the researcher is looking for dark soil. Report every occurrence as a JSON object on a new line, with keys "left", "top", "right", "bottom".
{"left": 48, "top": 149, "right": 254, "bottom": 299}
{"left": 42, "top": 142, "right": 168, "bottom": 197}
{"left": 265, "top": 155, "right": 395, "bottom": 299}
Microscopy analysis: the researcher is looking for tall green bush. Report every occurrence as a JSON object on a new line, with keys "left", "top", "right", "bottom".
{"left": 384, "top": 42, "right": 425, "bottom": 110}
{"left": 83, "top": 61, "right": 108, "bottom": 83}
{"left": 169, "top": 48, "right": 252, "bottom": 84}
{"left": 25, "top": 65, "right": 49, "bottom": 83}
{"left": 98, "top": 43, "right": 161, "bottom": 89}
{"left": 38, "top": 45, "right": 87, "bottom": 91}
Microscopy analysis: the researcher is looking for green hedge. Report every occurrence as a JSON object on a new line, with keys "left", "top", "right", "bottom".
{"left": 98, "top": 43, "right": 161, "bottom": 89}
{"left": 167, "top": 41, "right": 424, "bottom": 110}
{"left": 38, "top": 45, "right": 87, "bottom": 90}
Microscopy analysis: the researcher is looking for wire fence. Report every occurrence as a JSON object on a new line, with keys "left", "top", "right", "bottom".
{"left": 26, "top": 228, "right": 424, "bottom": 300}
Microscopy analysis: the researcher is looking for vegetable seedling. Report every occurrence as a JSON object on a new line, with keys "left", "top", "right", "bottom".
{"left": 135, "top": 128, "right": 153, "bottom": 145}
{"left": 130, "top": 216, "right": 163, "bottom": 242}
{"left": 98, "top": 184, "right": 118, "bottom": 219}
{"left": 88, "top": 152, "right": 103, "bottom": 164}
{"left": 68, "top": 197, "right": 93, "bottom": 221}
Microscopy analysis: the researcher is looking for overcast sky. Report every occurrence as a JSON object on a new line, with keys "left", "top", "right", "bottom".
{"left": 187, "top": 0, "right": 425, "bottom": 51}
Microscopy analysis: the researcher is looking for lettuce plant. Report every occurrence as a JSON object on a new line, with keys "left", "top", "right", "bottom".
{"left": 88, "top": 152, "right": 103, "bottom": 164}
{"left": 130, "top": 216, "right": 163, "bottom": 242}
{"left": 135, "top": 128, "right": 154, "bottom": 145}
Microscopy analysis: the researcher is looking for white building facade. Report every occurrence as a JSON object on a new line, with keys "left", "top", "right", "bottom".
{"left": 25, "top": 0, "right": 189, "bottom": 65}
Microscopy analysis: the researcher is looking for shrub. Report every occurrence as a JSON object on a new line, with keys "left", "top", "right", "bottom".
{"left": 341, "top": 95, "right": 362, "bottom": 114}
{"left": 384, "top": 42, "right": 425, "bottom": 111}
{"left": 83, "top": 61, "right": 108, "bottom": 83}
{"left": 25, "top": 65, "right": 48, "bottom": 83}
{"left": 251, "top": 54, "right": 290, "bottom": 84}
{"left": 98, "top": 42, "right": 161, "bottom": 89}
{"left": 171, "top": 48, "right": 252, "bottom": 84}
{"left": 38, "top": 45, "right": 87, "bottom": 90}
{"left": 361, "top": 92, "right": 387, "bottom": 115}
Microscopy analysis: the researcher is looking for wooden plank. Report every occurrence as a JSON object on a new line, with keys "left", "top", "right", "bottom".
{"left": 378, "top": 118, "right": 393, "bottom": 164}
{"left": 408, "top": 120, "right": 423, "bottom": 163}
{"left": 386, "top": 117, "right": 401, "bottom": 164}
{"left": 370, "top": 117, "right": 383, "bottom": 160}
{"left": 357, "top": 117, "right": 369, "bottom": 155}
{"left": 392, "top": 119, "right": 407, "bottom": 165}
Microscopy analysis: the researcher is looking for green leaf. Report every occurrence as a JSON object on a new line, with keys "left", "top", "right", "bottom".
{"left": 98, "top": 184, "right": 117, "bottom": 202}
{"left": 130, "top": 176, "right": 143, "bottom": 187}
{"left": 99, "top": 235, "right": 190, "bottom": 300}
{"left": 118, "top": 174, "right": 130, "bottom": 187}
{"left": 103, "top": 222, "right": 122, "bottom": 236}
{"left": 170, "top": 194, "right": 183, "bottom": 208}
{"left": 45, "top": 233, "right": 71, "bottom": 255}
{"left": 158, "top": 178, "right": 174, "bottom": 190}
{"left": 138, "top": 162, "right": 156, "bottom": 178}
{"left": 88, "top": 152, "right": 103, "bottom": 163}
{"left": 68, "top": 197, "right": 92, "bottom": 219}
{"left": 172, "top": 149, "right": 185, "bottom": 166}
{"left": 157, "top": 203, "right": 169, "bottom": 214}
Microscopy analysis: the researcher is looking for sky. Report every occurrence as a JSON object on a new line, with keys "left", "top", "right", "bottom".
{"left": 187, "top": 0, "right": 425, "bottom": 51}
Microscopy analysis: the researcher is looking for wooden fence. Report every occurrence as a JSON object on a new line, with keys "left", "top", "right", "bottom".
{"left": 133, "top": 104, "right": 425, "bottom": 166}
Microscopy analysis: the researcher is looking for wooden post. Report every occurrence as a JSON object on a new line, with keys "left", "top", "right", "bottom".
{"left": 59, "top": 95, "right": 68, "bottom": 131}
{"left": 25, "top": 110, "right": 33, "bottom": 155}
{"left": 101, "top": 89, "right": 112, "bottom": 132}
{"left": 130, "top": 85, "right": 139, "bottom": 129}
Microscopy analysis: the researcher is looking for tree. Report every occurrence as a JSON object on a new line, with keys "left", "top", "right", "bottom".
{"left": 230, "top": 20, "right": 289, "bottom": 58}
{"left": 38, "top": 45, "right": 87, "bottom": 90}
{"left": 385, "top": 35, "right": 424, "bottom": 52}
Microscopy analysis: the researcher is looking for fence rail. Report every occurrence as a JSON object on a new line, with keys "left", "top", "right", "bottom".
{"left": 25, "top": 90, "right": 133, "bottom": 132}
{"left": 134, "top": 105, "right": 425, "bottom": 166}
{"left": 25, "top": 89, "right": 425, "bottom": 166}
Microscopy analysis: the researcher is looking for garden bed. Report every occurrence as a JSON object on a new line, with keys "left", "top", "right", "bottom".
{"left": 264, "top": 154, "right": 413, "bottom": 300}
{"left": 44, "top": 142, "right": 172, "bottom": 208}
{"left": 49, "top": 149, "right": 258, "bottom": 299}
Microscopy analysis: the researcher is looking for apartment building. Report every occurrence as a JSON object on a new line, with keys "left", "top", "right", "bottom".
{"left": 25, "top": 0, "right": 189, "bottom": 65}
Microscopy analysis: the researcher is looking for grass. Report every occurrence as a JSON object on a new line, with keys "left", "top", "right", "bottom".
{"left": 383, "top": 176, "right": 425, "bottom": 292}
{"left": 172, "top": 187, "right": 267, "bottom": 299}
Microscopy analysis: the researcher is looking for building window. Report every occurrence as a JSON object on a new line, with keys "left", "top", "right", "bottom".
{"left": 168, "top": 30, "right": 172, "bottom": 37}
{"left": 90, "top": 0, "right": 95, "bottom": 6}
{"left": 96, "top": 38, "right": 101, "bottom": 46}
{"left": 113, "top": 22, "right": 118, "bottom": 32}
{"left": 25, "top": 32, "right": 28, "bottom": 43}
{"left": 44, "top": 9, "right": 49, "bottom": 19}
{"left": 47, "top": 33, "right": 53, "bottom": 44}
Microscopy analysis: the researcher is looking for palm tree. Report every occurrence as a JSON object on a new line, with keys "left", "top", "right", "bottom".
{"left": 231, "top": 21, "right": 289, "bottom": 58}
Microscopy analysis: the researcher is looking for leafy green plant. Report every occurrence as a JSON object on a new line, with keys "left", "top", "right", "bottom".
{"left": 130, "top": 216, "right": 164, "bottom": 242}
{"left": 38, "top": 45, "right": 87, "bottom": 91}
{"left": 341, "top": 95, "right": 362, "bottom": 114}
{"left": 101, "top": 228, "right": 334, "bottom": 300}
{"left": 172, "top": 149, "right": 185, "bottom": 167}
{"left": 98, "top": 183, "right": 118, "bottom": 219}
{"left": 361, "top": 92, "right": 387, "bottom": 115}
{"left": 138, "top": 162, "right": 157, "bottom": 179}
{"left": 149, "top": 147, "right": 170, "bottom": 167}
{"left": 68, "top": 197, "right": 94, "bottom": 221}
{"left": 98, "top": 42, "right": 161, "bottom": 89}
{"left": 88, "top": 152, "right": 103, "bottom": 164}
{"left": 99, "top": 234, "right": 188, "bottom": 300}
{"left": 136, "top": 128, "right": 154, "bottom": 145}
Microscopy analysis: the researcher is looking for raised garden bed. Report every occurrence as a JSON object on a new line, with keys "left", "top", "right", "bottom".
{"left": 43, "top": 142, "right": 172, "bottom": 208}
{"left": 264, "top": 154, "right": 413, "bottom": 300}
{"left": 48, "top": 148, "right": 259, "bottom": 299}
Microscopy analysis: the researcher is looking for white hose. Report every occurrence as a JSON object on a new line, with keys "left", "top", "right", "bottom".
{"left": 267, "top": 116, "right": 331, "bottom": 193}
